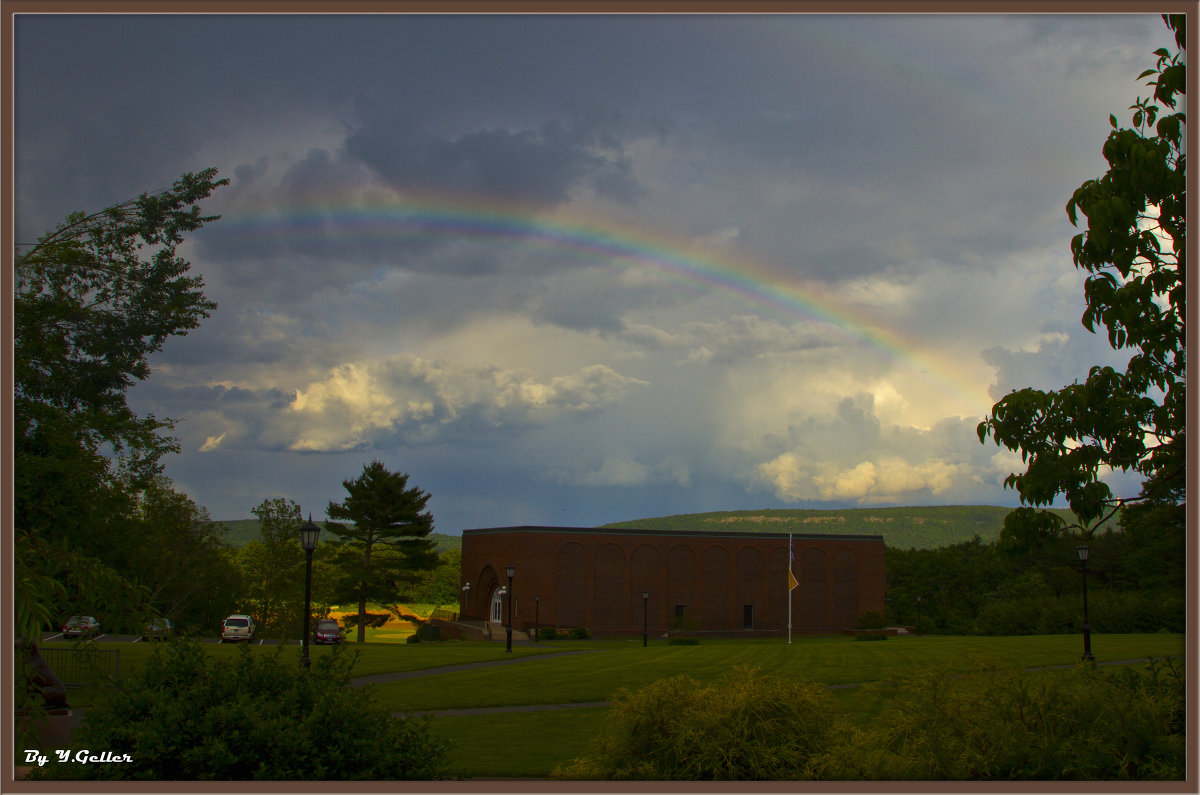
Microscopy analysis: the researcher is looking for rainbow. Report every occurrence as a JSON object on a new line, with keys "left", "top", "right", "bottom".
{"left": 218, "top": 193, "right": 994, "bottom": 414}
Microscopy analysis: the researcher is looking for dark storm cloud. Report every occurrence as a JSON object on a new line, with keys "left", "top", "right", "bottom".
{"left": 343, "top": 107, "right": 644, "bottom": 207}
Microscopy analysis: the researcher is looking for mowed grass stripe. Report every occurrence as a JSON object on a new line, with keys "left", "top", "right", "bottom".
{"left": 366, "top": 634, "right": 1186, "bottom": 713}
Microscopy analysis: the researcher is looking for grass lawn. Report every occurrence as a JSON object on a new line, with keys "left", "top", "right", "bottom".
{"left": 365, "top": 632, "right": 1186, "bottom": 713}
{"left": 430, "top": 707, "right": 608, "bottom": 779}
{"left": 27, "top": 632, "right": 1185, "bottom": 779}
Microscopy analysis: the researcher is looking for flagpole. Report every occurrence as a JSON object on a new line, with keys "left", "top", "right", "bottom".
{"left": 788, "top": 533, "right": 793, "bottom": 645}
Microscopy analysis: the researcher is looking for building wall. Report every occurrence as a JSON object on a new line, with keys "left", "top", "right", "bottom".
{"left": 459, "top": 527, "right": 885, "bottom": 636}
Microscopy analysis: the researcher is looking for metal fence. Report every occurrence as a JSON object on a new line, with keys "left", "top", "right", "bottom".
{"left": 37, "top": 647, "right": 120, "bottom": 688}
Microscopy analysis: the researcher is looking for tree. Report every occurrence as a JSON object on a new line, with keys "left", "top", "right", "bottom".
{"left": 235, "top": 498, "right": 307, "bottom": 635}
{"left": 978, "top": 15, "right": 1186, "bottom": 541}
{"left": 325, "top": 461, "right": 438, "bottom": 642}
{"left": 13, "top": 169, "right": 227, "bottom": 646}
{"left": 104, "top": 476, "right": 241, "bottom": 633}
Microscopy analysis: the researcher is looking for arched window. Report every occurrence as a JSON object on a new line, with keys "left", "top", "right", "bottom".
{"left": 491, "top": 586, "right": 505, "bottom": 623}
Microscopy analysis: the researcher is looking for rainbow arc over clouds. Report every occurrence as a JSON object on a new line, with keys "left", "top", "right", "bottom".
{"left": 221, "top": 194, "right": 994, "bottom": 414}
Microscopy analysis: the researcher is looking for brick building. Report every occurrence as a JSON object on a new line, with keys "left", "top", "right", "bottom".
{"left": 459, "top": 526, "right": 885, "bottom": 637}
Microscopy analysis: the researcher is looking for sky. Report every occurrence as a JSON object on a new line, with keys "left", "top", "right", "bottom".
{"left": 12, "top": 11, "right": 1177, "bottom": 532}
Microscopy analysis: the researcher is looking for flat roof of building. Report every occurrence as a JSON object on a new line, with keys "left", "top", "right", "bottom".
{"left": 462, "top": 525, "right": 884, "bottom": 542}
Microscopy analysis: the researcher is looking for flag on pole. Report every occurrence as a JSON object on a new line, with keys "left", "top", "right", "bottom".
{"left": 788, "top": 534, "right": 798, "bottom": 591}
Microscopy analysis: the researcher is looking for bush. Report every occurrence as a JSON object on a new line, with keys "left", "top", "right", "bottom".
{"left": 28, "top": 640, "right": 449, "bottom": 780}
{"left": 553, "top": 665, "right": 842, "bottom": 780}
{"left": 854, "top": 633, "right": 887, "bottom": 642}
{"left": 856, "top": 611, "right": 887, "bottom": 630}
{"left": 568, "top": 627, "right": 590, "bottom": 640}
{"left": 809, "top": 656, "right": 1186, "bottom": 780}
{"left": 538, "top": 626, "right": 558, "bottom": 640}
{"left": 668, "top": 636, "right": 700, "bottom": 645}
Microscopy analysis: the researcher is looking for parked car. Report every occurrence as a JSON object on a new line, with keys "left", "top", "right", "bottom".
{"left": 142, "top": 618, "right": 175, "bottom": 640}
{"left": 60, "top": 615, "right": 99, "bottom": 639}
{"left": 219, "top": 614, "right": 256, "bottom": 643}
{"left": 312, "top": 618, "right": 343, "bottom": 644}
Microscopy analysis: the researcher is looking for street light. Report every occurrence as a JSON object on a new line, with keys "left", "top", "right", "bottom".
{"left": 461, "top": 582, "right": 470, "bottom": 620}
{"left": 642, "top": 591, "right": 649, "bottom": 647}
{"left": 916, "top": 595, "right": 922, "bottom": 636}
{"left": 534, "top": 594, "right": 540, "bottom": 643}
{"left": 299, "top": 515, "right": 321, "bottom": 668}
{"left": 1077, "top": 544, "right": 1095, "bottom": 662}
{"left": 505, "top": 565, "right": 515, "bottom": 653}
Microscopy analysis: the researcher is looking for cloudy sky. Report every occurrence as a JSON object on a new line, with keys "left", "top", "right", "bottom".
{"left": 13, "top": 11, "right": 1174, "bottom": 531}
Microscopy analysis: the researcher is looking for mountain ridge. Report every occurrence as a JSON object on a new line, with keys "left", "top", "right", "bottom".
{"left": 600, "top": 505, "right": 1086, "bottom": 550}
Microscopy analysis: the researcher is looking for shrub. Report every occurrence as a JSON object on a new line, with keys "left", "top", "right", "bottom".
{"left": 809, "top": 656, "right": 1187, "bottom": 780}
{"left": 538, "top": 626, "right": 558, "bottom": 640}
{"left": 568, "top": 627, "right": 590, "bottom": 640}
{"left": 854, "top": 633, "right": 887, "bottom": 641}
{"left": 668, "top": 636, "right": 700, "bottom": 645}
{"left": 553, "top": 665, "right": 842, "bottom": 780}
{"left": 856, "top": 611, "right": 887, "bottom": 630}
{"left": 28, "top": 640, "right": 449, "bottom": 780}
{"left": 667, "top": 614, "right": 699, "bottom": 633}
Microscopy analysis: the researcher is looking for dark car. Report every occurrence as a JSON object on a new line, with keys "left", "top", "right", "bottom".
{"left": 142, "top": 618, "right": 175, "bottom": 640}
{"left": 312, "top": 619, "right": 343, "bottom": 644}
{"left": 61, "top": 615, "right": 100, "bottom": 639}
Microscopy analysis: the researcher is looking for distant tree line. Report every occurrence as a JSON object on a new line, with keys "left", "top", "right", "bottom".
{"left": 885, "top": 499, "right": 1185, "bottom": 636}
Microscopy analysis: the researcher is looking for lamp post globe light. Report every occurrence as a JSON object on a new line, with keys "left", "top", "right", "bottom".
{"left": 642, "top": 591, "right": 649, "bottom": 647}
{"left": 1077, "top": 544, "right": 1095, "bottom": 662}
{"left": 299, "top": 515, "right": 321, "bottom": 668}
{"left": 461, "top": 582, "right": 470, "bottom": 619}
{"left": 505, "top": 565, "right": 515, "bottom": 653}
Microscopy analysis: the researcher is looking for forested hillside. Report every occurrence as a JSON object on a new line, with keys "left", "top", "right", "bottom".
{"left": 601, "top": 505, "right": 1086, "bottom": 550}
{"left": 214, "top": 520, "right": 462, "bottom": 554}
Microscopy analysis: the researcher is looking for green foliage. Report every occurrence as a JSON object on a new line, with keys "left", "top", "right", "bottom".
{"left": 341, "top": 612, "right": 391, "bottom": 630}
{"left": 15, "top": 169, "right": 228, "bottom": 511}
{"left": 105, "top": 477, "right": 241, "bottom": 634}
{"left": 28, "top": 640, "right": 450, "bottom": 781}
{"left": 811, "top": 658, "right": 1186, "bottom": 780}
{"left": 405, "top": 548, "right": 463, "bottom": 606}
{"left": 856, "top": 611, "right": 887, "bottom": 630}
{"left": 554, "top": 658, "right": 1185, "bottom": 781}
{"left": 854, "top": 633, "right": 887, "bottom": 642}
{"left": 884, "top": 510, "right": 1184, "bottom": 636}
{"left": 553, "top": 665, "right": 842, "bottom": 780}
{"left": 568, "top": 627, "right": 591, "bottom": 640}
{"left": 233, "top": 498, "right": 309, "bottom": 636}
{"left": 667, "top": 613, "right": 699, "bottom": 633}
{"left": 14, "top": 169, "right": 228, "bottom": 655}
{"left": 979, "top": 16, "right": 1186, "bottom": 532}
{"left": 325, "top": 461, "right": 438, "bottom": 643}
{"left": 539, "top": 626, "right": 558, "bottom": 640}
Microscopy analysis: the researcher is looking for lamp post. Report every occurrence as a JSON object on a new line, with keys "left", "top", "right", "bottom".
{"left": 642, "top": 591, "right": 649, "bottom": 647}
{"left": 505, "top": 565, "right": 515, "bottom": 653}
{"left": 1077, "top": 544, "right": 1095, "bottom": 662}
{"left": 461, "top": 582, "right": 470, "bottom": 620}
{"left": 915, "top": 595, "right": 922, "bottom": 636}
{"left": 299, "top": 515, "right": 321, "bottom": 668}
{"left": 534, "top": 595, "right": 540, "bottom": 643}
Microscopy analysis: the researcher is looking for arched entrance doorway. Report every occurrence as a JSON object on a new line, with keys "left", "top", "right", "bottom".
{"left": 490, "top": 585, "right": 504, "bottom": 623}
